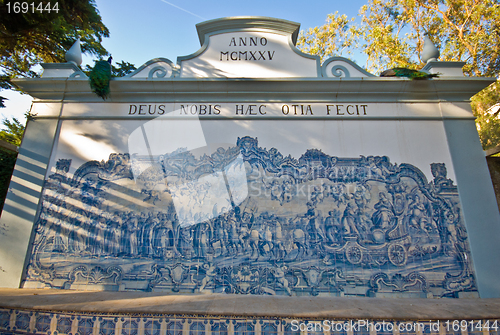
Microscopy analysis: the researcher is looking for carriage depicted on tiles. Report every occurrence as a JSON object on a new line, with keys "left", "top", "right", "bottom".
{"left": 324, "top": 233, "right": 412, "bottom": 267}
{"left": 320, "top": 191, "right": 418, "bottom": 268}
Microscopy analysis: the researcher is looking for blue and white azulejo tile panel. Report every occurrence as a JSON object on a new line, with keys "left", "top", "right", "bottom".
{"left": 22, "top": 132, "right": 477, "bottom": 298}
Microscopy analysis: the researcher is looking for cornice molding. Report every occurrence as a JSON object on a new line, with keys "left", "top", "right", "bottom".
{"left": 12, "top": 77, "right": 496, "bottom": 103}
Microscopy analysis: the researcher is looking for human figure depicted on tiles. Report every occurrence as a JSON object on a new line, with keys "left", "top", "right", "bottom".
{"left": 77, "top": 213, "right": 91, "bottom": 255}
{"left": 341, "top": 202, "right": 360, "bottom": 238}
{"left": 234, "top": 207, "right": 246, "bottom": 252}
{"left": 274, "top": 265, "right": 292, "bottom": 295}
{"left": 248, "top": 224, "right": 260, "bottom": 259}
{"left": 238, "top": 222, "right": 250, "bottom": 253}
{"left": 50, "top": 218, "right": 66, "bottom": 253}
{"left": 151, "top": 213, "right": 164, "bottom": 258}
{"left": 119, "top": 213, "right": 130, "bottom": 256}
{"left": 96, "top": 216, "right": 108, "bottom": 255}
{"left": 443, "top": 211, "right": 461, "bottom": 252}
{"left": 140, "top": 212, "right": 155, "bottom": 257}
{"left": 198, "top": 263, "right": 216, "bottom": 292}
{"left": 324, "top": 210, "right": 343, "bottom": 245}
{"left": 259, "top": 225, "right": 274, "bottom": 258}
{"left": 193, "top": 221, "right": 212, "bottom": 258}
{"left": 353, "top": 184, "right": 370, "bottom": 209}
{"left": 371, "top": 192, "right": 395, "bottom": 231}
{"left": 178, "top": 226, "right": 194, "bottom": 257}
{"left": 105, "top": 216, "right": 116, "bottom": 254}
{"left": 213, "top": 214, "right": 228, "bottom": 257}
{"left": 75, "top": 210, "right": 90, "bottom": 254}
{"left": 86, "top": 217, "right": 97, "bottom": 255}
{"left": 225, "top": 210, "right": 240, "bottom": 255}
{"left": 238, "top": 211, "right": 253, "bottom": 252}
{"left": 153, "top": 212, "right": 175, "bottom": 258}
{"left": 169, "top": 213, "right": 183, "bottom": 257}
{"left": 431, "top": 163, "right": 454, "bottom": 192}
{"left": 291, "top": 224, "right": 307, "bottom": 260}
{"left": 149, "top": 213, "right": 160, "bottom": 255}
{"left": 407, "top": 194, "right": 430, "bottom": 232}
{"left": 127, "top": 215, "right": 140, "bottom": 256}
{"left": 272, "top": 217, "right": 286, "bottom": 259}
{"left": 66, "top": 212, "right": 80, "bottom": 254}
{"left": 136, "top": 212, "right": 146, "bottom": 256}
{"left": 353, "top": 184, "right": 371, "bottom": 229}
{"left": 366, "top": 156, "right": 394, "bottom": 178}
{"left": 111, "top": 214, "right": 123, "bottom": 256}
{"left": 328, "top": 183, "right": 348, "bottom": 206}
{"left": 42, "top": 193, "right": 66, "bottom": 253}
{"left": 294, "top": 202, "right": 323, "bottom": 249}
{"left": 309, "top": 186, "right": 324, "bottom": 206}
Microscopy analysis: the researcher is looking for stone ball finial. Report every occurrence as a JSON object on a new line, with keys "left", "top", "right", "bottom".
{"left": 422, "top": 33, "right": 440, "bottom": 63}
{"left": 65, "top": 38, "right": 82, "bottom": 66}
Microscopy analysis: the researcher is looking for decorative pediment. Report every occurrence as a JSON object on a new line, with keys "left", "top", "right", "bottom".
{"left": 322, "top": 57, "right": 375, "bottom": 78}
{"left": 127, "top": 58, "right": 176, "bottom": 79}
{"left": 178, "top": 17, "right": 321, "bottom": 78}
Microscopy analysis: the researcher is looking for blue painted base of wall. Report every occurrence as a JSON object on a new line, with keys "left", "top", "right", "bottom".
{"left": 1, "top": 307, "right": 500, "bottom": 335}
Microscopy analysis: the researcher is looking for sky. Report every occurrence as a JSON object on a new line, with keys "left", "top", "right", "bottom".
{"left": 0, "top": 0, "right": 370, "bottom": 125}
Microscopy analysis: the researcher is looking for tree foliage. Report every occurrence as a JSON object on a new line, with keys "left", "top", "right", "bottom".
{"left": 0, "top": 113, "right": 26, "bottom": 211}
{"left": 298, "top": 12, "right": 355, "bottom": 61}
{"left": 110, "top": 61, "right": 137, "bottom": 78}
{"left": 0, "top": 0, "right": 109, "bottom": 78}
{"left": 0, "top": 0, "right": 110, "bottom": 106}
{"left": 0, "top": 115, "right": 25, "bottom": 146}
{"left": 297, "top": 0, "right": 500, "bottom": 149}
